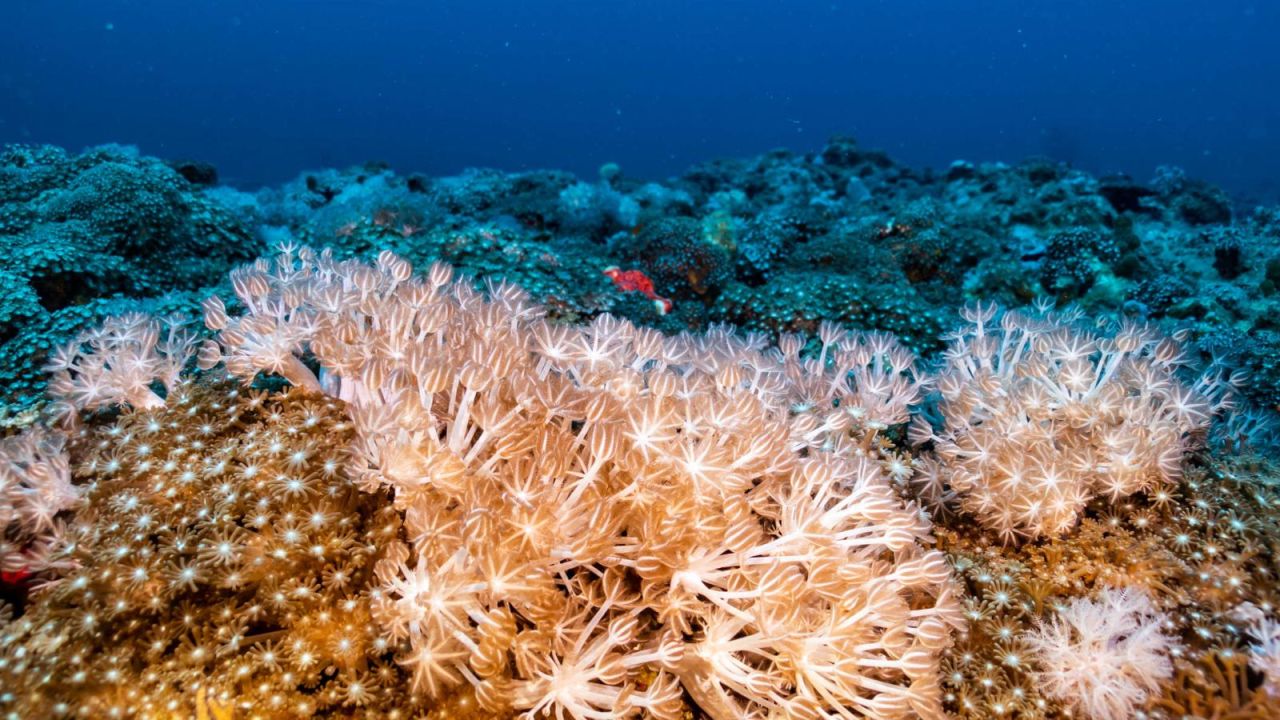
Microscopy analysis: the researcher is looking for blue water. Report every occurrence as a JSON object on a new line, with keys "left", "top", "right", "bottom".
{"left": 3, "top": 1, "right": 1278, "bottom": 199}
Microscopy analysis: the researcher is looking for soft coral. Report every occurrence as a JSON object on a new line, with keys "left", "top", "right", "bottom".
{"left": 45, "top": 312, "right": 196, "bottom": 415}
{"left": 1027, "top": 587, "right": 1180, "bottom": 720}
{"left": 911, "top": 302, "right": 1227, "bottom": 540}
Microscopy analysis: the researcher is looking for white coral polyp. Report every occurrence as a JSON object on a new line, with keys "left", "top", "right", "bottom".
{"left": 912, "top": 302, "right": 1226, "bottom": 541}
{"left": 201, "top": 245, "right": 964, "bottom": 719}
{"left": 1027, "top": 587, "right": 1180, "bottom": 720}
{"left": 46, "top": 312, "right": 197, "bottom": 414}
{"left": 1236, "top": 603, "right": 1280, "bottom": 699}
{"left": 0, "top": 427, "right": 79, "bottom": 574}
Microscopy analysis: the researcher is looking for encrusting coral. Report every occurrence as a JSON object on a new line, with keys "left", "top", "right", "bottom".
{"left": 0, "top": 379, "right": 415, "bottom": 717}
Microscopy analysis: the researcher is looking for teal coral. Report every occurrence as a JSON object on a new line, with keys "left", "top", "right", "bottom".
{"left": 0, "top": 291, "right": 211, "bottom": 414}
{"left": 0, "top": 144, "right": 262, "bottom": 413}
{"left": 712, "top": 271, "right": 946, "bottom": 354}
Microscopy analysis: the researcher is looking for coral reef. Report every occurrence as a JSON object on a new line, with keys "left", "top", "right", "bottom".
{"left": 1, "top": 134, "right": 1280, "bottom": 718}
{"left": 9, "top": 133, "right": 1280, "bottom": 423}
{"left": 0, "top": 144, "right": 259, "bottom": 413}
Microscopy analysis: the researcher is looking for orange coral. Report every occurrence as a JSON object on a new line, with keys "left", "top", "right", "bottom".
{"left": 0, "top": 379, "right": 411, "bottom": 717}
{"left": 1150, "top": 652, "right": 1280, "bottom": 720}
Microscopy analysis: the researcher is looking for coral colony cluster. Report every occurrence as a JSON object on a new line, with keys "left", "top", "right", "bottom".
{"left": 910, "top": 302, "right": 1228, "bottom": 541}
{"left": 2, "top": 138, "right": 1280, "bottom": 719}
